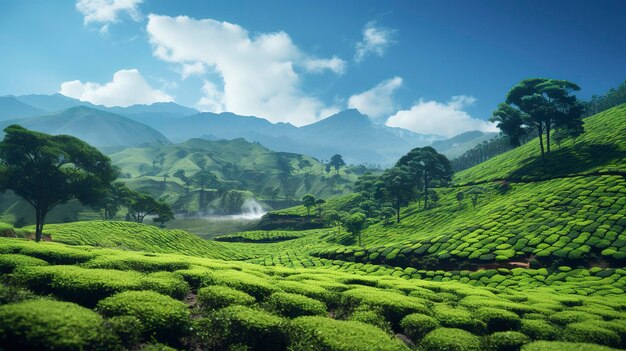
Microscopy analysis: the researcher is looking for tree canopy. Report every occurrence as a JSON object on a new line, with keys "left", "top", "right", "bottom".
{"left": 0, "top": 125, "right": 118, "bottom": 241}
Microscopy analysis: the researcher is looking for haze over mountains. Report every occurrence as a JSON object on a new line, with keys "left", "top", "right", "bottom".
{"left": 0, "top": 93, "right": 494, "bottom": 165}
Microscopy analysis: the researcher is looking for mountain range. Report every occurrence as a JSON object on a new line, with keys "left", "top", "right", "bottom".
{"left": 0, "top": 93, "right": 493, "bottom": 165}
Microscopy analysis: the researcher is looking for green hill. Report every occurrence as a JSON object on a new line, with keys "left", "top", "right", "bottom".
{"left": 453, "top": 104, "right": 626, "bottom": 184}
{"left": 0, "top": 106, "right": 170, "bottom": 147}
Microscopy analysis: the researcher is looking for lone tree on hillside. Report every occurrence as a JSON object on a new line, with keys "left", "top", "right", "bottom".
{"left": 396, "top": 146, "right": 452, "bottom": 209}
{"left": 0, "top": 125, "right": 118, "bottom": 241}
{"left": 329, "top": 154, "right": 346, "bottom": 174}
{"left": 192, "top": 170, "right": 218, "bottom": 210}
{"left": 92, "top": 182, "right": 133, "bottom": 220}
{"left": 302, "top": 194, "right": 316, "bottom": 216}
{"left": 345, "top": 212, "right": 368, "bottom": 246}
{"left": 128, "top": 191, "right": 172, "bottom": 223}
{"left": 375, "top": 166, "right": 414, "bottom": 223}
{"left": 503, "top": 78, "right": 585, "bottom": 159}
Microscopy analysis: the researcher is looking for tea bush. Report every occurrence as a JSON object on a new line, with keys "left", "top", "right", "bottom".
{"left": 197, "top": 285, "right": 256, "bottom": 309}
{"left": 400, "top": 313, "right": 439, "bottom": 340}
{"left": 0, "top": 300, "right": 119, "bottom": 350}
{"left": 483, "top": 331, "right": 530, "bottom": 351}
{"left": 265, "top": 292, "right": 327, "bottom": 317}
{"left": 97, "top": 291, "right": 190, "bottom": 344}
{"left": 287, "top": 316, "right": 409, "bottom": 351}
{"left": 420, "top": 327, "right": 482, "bottom": 351}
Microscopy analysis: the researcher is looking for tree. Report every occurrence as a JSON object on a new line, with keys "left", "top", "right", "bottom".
{"left": 302, "top": 194, "right": 316, "bottom": 216}
{"left": 396, "top": 147, "right": 452, "bottom": 209}
{"left": 324, "top": 210, "right": 346, "bottom": 235}
{"left": 162, "top": 172, "right": 169, "bottom": 189}
{"left": 505, "top": 78, "right": 584, "bottom": 159}
{"left": 153, "top": 202, "right": 175, "bottom": 228}
{"left": 456, "top": 191, "right": 465, "bottom": 208}
{"left": 128, "top": 192, "right": 167, "bottom": 223}
{"left": 466, "top": 187, "right": 484, "bottom": 210}
{"left": 298, "top": 159, "right": 312, "bottom": 173}
{"left": 380, "top": 207, "right": 395, "bottom": 225}
{"left": 345, "top": 212, "right": 368, "bottom": 246}
{"left": 0, "top": 125, "right": 118, "bottom": 242}
{"left": 329, "top": 154, "right": 346, "bottom": 174}
{"left": 489, "top": 103, "right": 528, "bottom": 147}
{"left": 192, "top": 170, "right": 218, "bottom": 210}
{"left": 375, "top": 166, "right": 414, "bottom": 223}
{"left": 92, "top": 182, "right": 133, "bottom": 220}
{"left": 222, "top": 190, "right": 245, "bottom": 214}
{"left": 314, "top": 198, "right": 325, "bottom": 220}
{"left": 173, "top": 169, "right": 191, "bottom": 186}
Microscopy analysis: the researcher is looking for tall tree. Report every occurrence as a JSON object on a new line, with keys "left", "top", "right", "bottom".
{"left": 489, "top": 103, "right": 528, "bottom": 147}
{"left": 128, "top": 191, "right": 172, "bottom": 223}
{"left": 505, "top": 78, "right": 584, "bottom": 158}
{"left": 0, "top": 125, "right": 118, "bottom": 242}
{"left": 345, "top": 212, "right": 368, "bottom": 246}
{"left": 375, "top": 166, "right": 414, "bottom": 223}
{"left": 192, "top": 170, "right": 218, "bottom": 211}
{"left": 396, "top": 146, "right": 452, "bottom": 209}
{"left": 329, "top": 154, "right": 346, "bottom": 174}
{"left": 92, "top": 182, "right": 133, "bottom": 220}
{"left": 302, "top": 194, "right": 316, "bottom": 216}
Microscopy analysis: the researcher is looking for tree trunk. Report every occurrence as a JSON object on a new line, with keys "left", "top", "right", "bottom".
{"left": 537, "top": 125, "right": 545, "bottom": 160}
{"left": 35, "top": 208, "right": 45, "bottom": 242}
{"left": 546, "top": 121, "right": 551, "bottom": 153}
{"left": 396, "top": 199, "right": 401, "bottom": 223}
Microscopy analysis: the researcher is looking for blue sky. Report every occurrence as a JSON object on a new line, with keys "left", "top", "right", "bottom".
{"left": 0, "top": 0, "right": 624, "bottom": 136}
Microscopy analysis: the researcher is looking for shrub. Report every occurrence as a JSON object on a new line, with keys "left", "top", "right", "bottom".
{"left": 476, "top": 307, "right": 522, "bottom": 332}
{"left": 400, "top": 313, "right": 439, "bottom": 340}
{"left": 140, "top": 343, "right": 178, "bottom": 351}
{"left": 210, "top": 270, "right": 280, "bottom": 300}
{"left": 106, "top": 315, "right": 143, "bottom": 348}
{"left": 82, "top": 254, "right": 191, "bottom": 273}
{"left": 484, "top": 331, "right": 530, "bottom": 351}
{"left": 265, "top": 292, "right": 327, "bottom": 318}
{"left": 0, "top": 300, "right": 119, "bottom": 350}
{"left": 348, "top": 308, "right": 391, "bottom": 332}
{"left": 520, "top": 319, "right": 559, "bottom": 340}
{"left": 287, "top": 316, "right": 409, "bottom": 351}
{"left": 0, "top": 283, "right": 36, "bottom": 305}
{"left": 561, "top": 322, "right": 620, "bottom": 347}
{"left": 550, "top": 311, "right": 602, "bottom": 325}
{"left": 194, "top": 305, "right": 285, "bottom": 350}
{"left": 174, "top": 266, "right": 216, "bottom": 288}
{"left": 342, "top": 287, "right": 430, "bottom": 326}
{"left": 97, "top": 291, "right": 190, "bottom": 344}
{"left": 420, "top": 328, "right": 481, "bottom": 351}
{"left": 13, "top": 265, "right": 189, "bottom": 306}
{"left": 521, "top": 341, "right": 618, "bottom": 350}
{"left": 432, "top": 305, "right": 486, "bottom": 334}
{"left": 0, "top": 254, "right": 48, "bottom": 273}
{"left": 273, "top": 279, "right": 336, "bottom": 305}
{"left": 197, "top": 285, "right": 256, "bottom": 309}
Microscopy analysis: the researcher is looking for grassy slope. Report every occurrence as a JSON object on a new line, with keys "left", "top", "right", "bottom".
{"left": 35, "top": 221, "right": 244, "bottom": 260}
{"left": 453, "top": 104, "right": 626, "bottom": 184}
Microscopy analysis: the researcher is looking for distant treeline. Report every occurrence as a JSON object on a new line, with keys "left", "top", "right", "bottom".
{"left": 451, "top": 80, "right": 626, "bottom": 172}
{"left": 583, "top": 80, "right": 626, "bottom": 117}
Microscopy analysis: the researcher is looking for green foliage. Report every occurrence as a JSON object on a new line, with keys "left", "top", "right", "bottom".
{"left": 520, "top": 319, "right": 559, "bottom": 340}
{"left": 521, "top": 341, "right": 619, "bottom": 351}
{"left": 420, "top": 328, "right": 482, "bottom": 351}
{"left": 562, "top": 323, "right": 621, "bottom": 347}
{"left": 287, "top": 316, "right": 409, "bottom": 351}
{"left": 0, "top": 253, "right": 48, "bottom": 273}
{"left": 197, "top": 285, "right": 256, "bottom": 309}
{"left": 342, "top": 287, "right": 429, "bottom": 326}
{"left": 432, "top": 304, "right": 486, "bottom": 334}
{"left": 0, "top": 300, "right": 120, "bottom": 350}
{"left": 97, "top": 291, "right": 190, "bottom": 343}
{"left": 265, "top": 292, "right": 326, "bottom": 317}
{"left": 400, "top": 313, "right": 439, "bottom": 340}
{"left": 0, "top": 125, "right": 117, "bottom": 241}
{"left": 476, "top": 307, "right": 522, "bottom": 332}
{"left": 194, "top": 305, "right": 285, "bottom": 350}
{"left": 106, "top": 315, "right": 143, "bottom": 348}
{"left": 484, "top": 331, "right": 530, "bottom": 351}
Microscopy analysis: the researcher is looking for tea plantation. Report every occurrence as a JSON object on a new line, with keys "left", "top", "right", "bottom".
{"left": 0, "top": 105, "right": 625, "bottom": 350}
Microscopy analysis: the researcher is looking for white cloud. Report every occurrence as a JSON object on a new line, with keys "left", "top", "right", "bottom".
{"left": 303, "top": 56, "right": 346, "bottom": 75}
{"left": 355, "top": 21, "right": 395, "bottom": 62}
{"left": 385, "top": 96, "right": 497, "bottom": 137}
{"left": 195, "top": 81, "right": 225, "bottom": 113}
{"left": 59, "top": 69, "right": 173, "bottom": 107}
{"left": 348, "top": 76, "right": 402, "bottom": 121}
{"left": 146, "top": 14, "right": 342, "bottom": 125}
{"left": 76, "top": 0, "right": 143, "bottom": 31}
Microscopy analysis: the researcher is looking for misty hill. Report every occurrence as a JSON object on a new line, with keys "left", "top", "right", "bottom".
{"left": 155, "top": 109, "right": 436, "bottom": 165}
{"left": 0, "top": 106, "right": 170, "bottom": 147}
{"left": 0, "top": 96, "right": 46, "bottom": 120}
{"left": 432, "top": 130, "right": 498, "bottom": 159}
